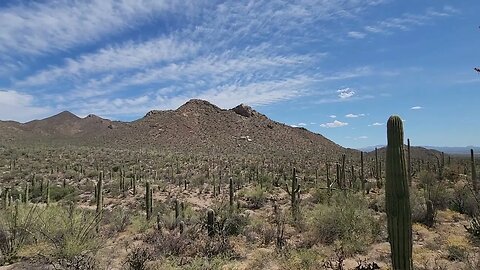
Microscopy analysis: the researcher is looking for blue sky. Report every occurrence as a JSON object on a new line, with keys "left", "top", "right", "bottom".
{"left": 0, "top": 0, "right": 478, "bottom": 148}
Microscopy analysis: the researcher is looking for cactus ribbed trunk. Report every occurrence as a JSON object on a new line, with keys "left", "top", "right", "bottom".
{"left": 229, "top": 177, "right": 234, "bottom": 212}
{"left": 146, "top": 182, "right": 152, "bottom": 220}
{"left": 385, "top": 115, "right": 413, "bottom": 270}
{"left": 472, "top": 149, "right": 477, "bottom": 193}
{"left": 407, "top": 139, "right": 412, "bottom": 186}
{"left": 96, "top": 171, "right": 104, "bottom": 233}
{"left": 24, "top": 183, "right": 29, "bottom": 204}
{"left": 207, "top": 208, "right": 215, "bottom": 237}
{"left": 361, "top": 152, "right": 365, "bottom": 192}
{"left": 46, "top": 180, "right": 50, "bottom": 206}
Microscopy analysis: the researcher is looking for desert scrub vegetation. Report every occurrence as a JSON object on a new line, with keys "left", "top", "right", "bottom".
{"left": 306, "top": 192, "right": 383, "bottom": 255}
{"left": 0, "top": 202, "right": 101, "bottom": 268}
{"left": 0, "top": 124, "right": 480, "bottom": 269}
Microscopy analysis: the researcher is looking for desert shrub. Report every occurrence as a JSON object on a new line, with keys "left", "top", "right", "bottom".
{"left": 465, "top": 216, "right": 480, "bottom": 240}
{"left": 146, "top": 230, "right": 191, "bottom": 257}
{"left": 243, "top": 186, "right": 267, "bottom": 209}
{"left": 109, "top": 206, "right": 131, "bottom": 232}
{"left": 37, "top": 205, "right": 101, "bottom": 262}
{"left": 447, "top": 245, "right": 468, "bottom": 261}
{"left": 279, "top": 248, "right": 323, "bottom": 270}
{"left": 54, "top": 253, "right": 98, "bottom": 270}
{"left": 450, "top": 182, "right": 478, "bottom": 217}
{"left": 368, "top": 193, "right": 385, "bottom": 213}
{"left": 418, "top": 171, "right": 454, "bottom": 211}
{"left": 221, "top": 212, "right": 249, "bottom": 236}
{"left": 0, "top": 203, "right": 38, "bottom": 265}
{"left": 182, "top": 255, "right": 229, "bottom": 270}
{"left": 125, "top": 246, "right": 153, "bottom": 270}
{"left": 410, "top": 188, "right": 427, "bottom": 223}
{"left": 310, "top": 187, "right": 329, "bottom": 204}
{"left": 49, "top": 185, "right": 77, "bottom": 202}
{"left": 307, "top": 192, "right": 381, "bottom": 254}
{"left": 130, "top": 214, "right": 152, "bottom": 233}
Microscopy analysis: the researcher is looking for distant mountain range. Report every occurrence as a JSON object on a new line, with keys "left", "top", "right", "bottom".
{"left": 359, "top": 145, "right": 480, "bottom": 155}
{"left": 0, "top": 99, "right": 351, "bottom": 159}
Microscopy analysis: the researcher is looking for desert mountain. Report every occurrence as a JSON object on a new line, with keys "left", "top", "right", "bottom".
{"left": 0, "top": 99, "right": 352, "bottom": 159}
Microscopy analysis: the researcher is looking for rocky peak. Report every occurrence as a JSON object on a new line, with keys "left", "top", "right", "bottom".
{"left": 177, "top": 99, "right": 222, "bottom": 113}
{"left": 231, "top": 104, "right": 264, "bottom": 118}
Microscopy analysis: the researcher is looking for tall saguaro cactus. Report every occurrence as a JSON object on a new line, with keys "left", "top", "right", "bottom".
{"left": 146, "top": 182, "right": 152, "bottom": 220}
{"left": 472, "top": 149, "right": 478, "bottom": 193}
{"left": 360, "top": 152, "right": 365, "bottom": 192}
{"left": 385, "top": 115, "right": 413, "bottom": 270}
{"left": 285, "top": 167, "right": 300, "bottom": 220}
{"left": 407, "top": 139, "right": 412, "bottom": 186}
{"left": 229, "top": 177, "right": 234, "bottom": 212}
{"left": 96, "top": 171, "right": 104, "bottom": 233}
{"left": 207, "top": 208, "right": 215, "bottom": 237}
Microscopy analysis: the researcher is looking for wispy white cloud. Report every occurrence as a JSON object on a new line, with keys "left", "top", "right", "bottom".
{"left": 356, "top": 6, "right": 458, "bottom": 38}
{"left": 347, "top": 31, "right": 366, "bottom": 39}
{"left": 0, "top": 90, "right": 52, "bottom": 122}
{"left": 337, "top": 88, "right": 356, "bottom": 99}
{"left": 329, "top": 115, "right": 337, "bottom": 118}
{"left": 411, "top": 106, "right": 423, "bottom": 110}
{"left": 18, "top": 37, "right": 199, "bottom": 86}
{"left": 345, "top": 113, "right": 365, "bottom": 118}
{"left": 320, "top": 120, "right": 348, "bottom": 128}
{"left": 0, "top": 0, "right": 184, "bottom": 56}
{"left": 297, "top": 123, "right": 307, "bottom": 126}
{"left": 369, "top": 122, "right": 384, "bottom": 126}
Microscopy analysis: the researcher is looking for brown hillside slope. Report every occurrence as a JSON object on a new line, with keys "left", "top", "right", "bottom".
{"left": 0, "top": 99, "right": 350, "bottom": 159}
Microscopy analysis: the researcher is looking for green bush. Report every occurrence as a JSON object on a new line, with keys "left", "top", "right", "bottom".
{"left": 410, "top": 188, "right": 427, "bottom": 223}
{"left": 307, "top": 192, "right": 381, "bottom": 254}
{"left": 243, "top": 186, "right": 267, "bottom": 209}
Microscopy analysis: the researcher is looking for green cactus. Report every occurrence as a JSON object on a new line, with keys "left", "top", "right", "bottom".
{"left": 24, "top": 183, "right": 29, "bottom": 204}
{"left": 133, "top": 173, "right": 137, "bottom": 195}
{"left": 96, "top": 171, "right": 104, "bottom": 233}
{"left": 375, "top": 147, "right": 379, "bottom": 181}
{"left": 326, "top": 162, "right": 331, "bottom": 198}
{"left": 361, "top": 152, "right": 365, "bottom": 193}
{"left": 146, "top": 182, "right": 152, "bottom": 220}
{"left": 207, "top": 208, "right": 215, "bottom": 237}
{"left": 425, "top": 200, "right": 435, "bottom": 227}
{"left": 175, "top": 199, "right": 180, "bottom": 225}
{"left": 229, "top": 177, "right": 234, "bottom": 212}
{"left": 4, "top": 188, "right": 9, "bottom": 208}
{"left": 385, "top": 115, "right": 413, "bottom": 270}
{"left": 46, "top": 180, "right": 50, "bottom": 206}
{"left": 285, "top": 167, "right": 300, "bottom": 220}
{"left": 407, "top": 139, "right": 412, "bottom": 186}
{"left": 472, "top": 149, "right": 477, "bottom": 193}
{"left": 341, "top": 154, "right": 346, "bottom": 189}
{"left": 179, "top": 220, "right": 185, "bottom": 235}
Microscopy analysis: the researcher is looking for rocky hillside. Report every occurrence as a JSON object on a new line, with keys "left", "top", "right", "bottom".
{"left": 0, "top": 99, "right": 351, "bottom": 159}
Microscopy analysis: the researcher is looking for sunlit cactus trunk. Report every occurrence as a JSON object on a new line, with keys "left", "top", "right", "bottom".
{"left": 385, "top": 115, "right": 413, "bottom": 270}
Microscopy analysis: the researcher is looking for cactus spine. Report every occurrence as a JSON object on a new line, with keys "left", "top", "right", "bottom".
{"left": 385, "top": 115, "right": 413, "bottom": 270}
